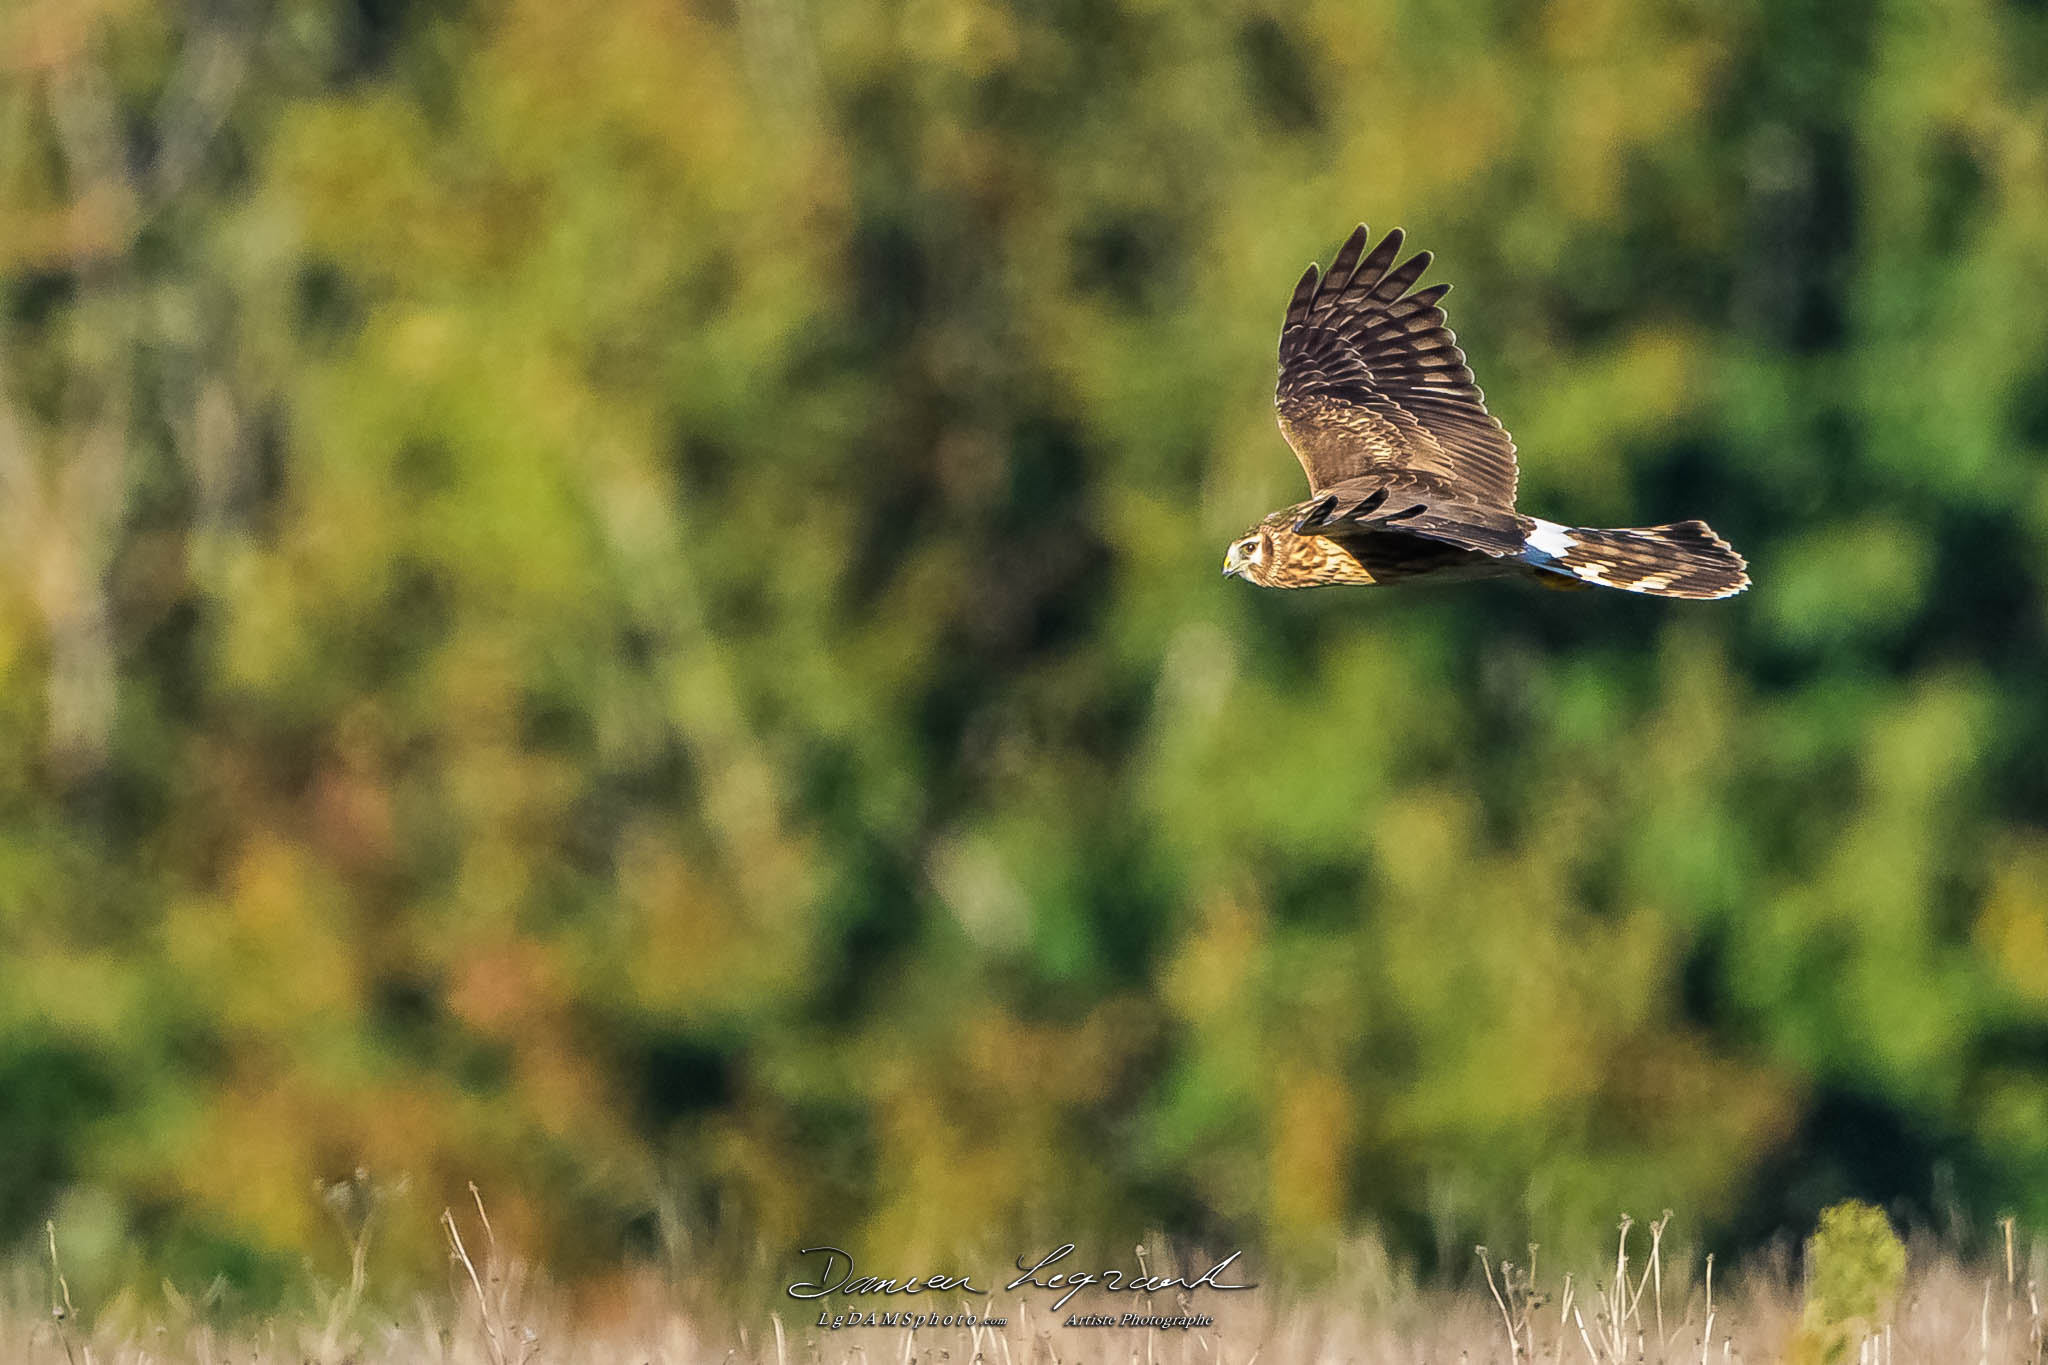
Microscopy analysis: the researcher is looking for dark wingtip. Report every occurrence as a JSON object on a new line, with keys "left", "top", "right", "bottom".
{"left": 1290, "top": 492, "right": 1339, "bottom": 533}
{"left": 1286, "top": 262, "right": 1321, "bottom": 320}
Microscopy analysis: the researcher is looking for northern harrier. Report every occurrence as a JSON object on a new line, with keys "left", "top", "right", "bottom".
{"left": 1223, "top": 225, "right": 1748, "bottom": 599}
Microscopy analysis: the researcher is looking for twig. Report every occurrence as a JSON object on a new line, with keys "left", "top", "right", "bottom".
{"left": 1700, "top": 1253, "right": 1715, "bottom": 1365}
{"left": 47, "top": 1221, "right": 80, "bottom": 1365}
{"left": 1572, "top": 1303, "right": 1601, "bottom": 1365}
{"left": 1477, "top": 1246, "right": 1521, "bottom": 1360}
{"left": 470, "top": 1182, "right": 499, "bottom": 1262}
{"left": 442, "top": 1208, "right": 507, "bottom": 1365}
{"left": 1651, "top": 1210, "right": 1670, "bottom": 1352}
{"left": 1558, "top": 1271, "right": 1578, "bottom": 1365}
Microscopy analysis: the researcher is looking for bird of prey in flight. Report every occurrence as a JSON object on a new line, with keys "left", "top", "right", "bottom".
{"left": 1223, "top": 225, "right": 1748, "bottom": 599}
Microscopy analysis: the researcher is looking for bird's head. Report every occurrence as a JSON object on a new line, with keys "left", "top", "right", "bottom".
{"left": 1223, "top": 526, "right": 1278, "bottom": 585}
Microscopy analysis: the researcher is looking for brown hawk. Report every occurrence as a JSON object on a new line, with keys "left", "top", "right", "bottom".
{"left": 1223, "top": 225, "right": 1749, "bottom": 599}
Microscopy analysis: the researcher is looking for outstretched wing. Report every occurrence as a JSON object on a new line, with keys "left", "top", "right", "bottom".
{"left": 1289, "top": 480, "right": 1527, "bottom": 558}
{"left": 1275, "top": 225, "right": 1519, "bottom": 515}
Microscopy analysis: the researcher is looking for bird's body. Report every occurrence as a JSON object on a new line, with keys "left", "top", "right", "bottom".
{"left": 1225, "top": 225, "right": 1748, "bottom": 600}
{"left": 1234, "top": 505, "right": 1505, "bottom": 588}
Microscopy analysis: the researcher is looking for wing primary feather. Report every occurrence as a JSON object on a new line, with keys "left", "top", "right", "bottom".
{"left": 1286, "top": 263, "right": 1320, "bottom": 315}
{"left": 1291, "top": 493, "right": 1340, "bottom": 532}
{"left": 1350, "top": 228, "right": 1404, "bottom": 291}
{"left": 1369, "top": 251, "right": 1433, "bottom": 304}
{"left": 1324, "top": 226, "right": 1371, "bottom": 290}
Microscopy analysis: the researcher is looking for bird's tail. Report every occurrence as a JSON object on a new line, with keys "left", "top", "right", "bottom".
{"left": 1522, "top": 518, "right": 1749, "bottom": 600}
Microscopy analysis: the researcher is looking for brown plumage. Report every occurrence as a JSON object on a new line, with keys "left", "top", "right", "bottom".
{"left": 1224, "top": 225, "right": 1749, "bottom": 600}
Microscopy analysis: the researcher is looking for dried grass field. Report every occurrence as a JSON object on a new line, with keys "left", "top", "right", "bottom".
{"left": 13, "top": 1208, "right": 2046, "bottom": 1365}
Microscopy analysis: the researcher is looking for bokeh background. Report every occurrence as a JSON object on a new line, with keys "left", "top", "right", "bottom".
{"left": 4, "top": 0, "right": 2048, "bottom": 1309}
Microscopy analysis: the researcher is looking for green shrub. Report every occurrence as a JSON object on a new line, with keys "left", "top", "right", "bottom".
{"left": 1787, "top": 1200, "right": 1907, "bottom": 1365}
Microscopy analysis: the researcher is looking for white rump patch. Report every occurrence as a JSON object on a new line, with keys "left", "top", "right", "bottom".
{"left": 1524, "top": 518, "right": 1575, "bottom": 560}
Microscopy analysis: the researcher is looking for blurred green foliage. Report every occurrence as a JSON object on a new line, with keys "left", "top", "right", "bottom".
{"left": 2, "top": 0, "right": 2047, "bottom": 1301}
{"left": 1790, "top": 1198, "right": 1907, "bottom": 1365}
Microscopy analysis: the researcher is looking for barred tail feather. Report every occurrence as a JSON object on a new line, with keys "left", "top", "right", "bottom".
{"left": 1522, "top": 518, "right": 1749, "bottom": 600}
